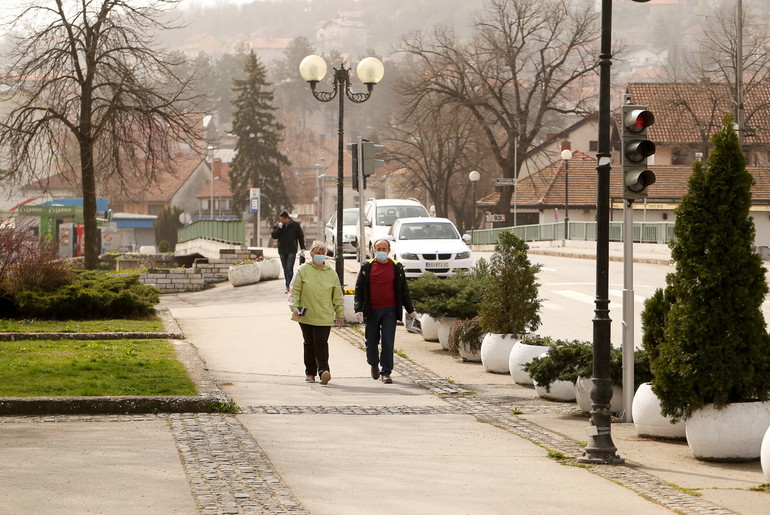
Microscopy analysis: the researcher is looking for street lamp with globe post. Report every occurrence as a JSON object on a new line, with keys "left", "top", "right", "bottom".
{"left": 468, "top": 170, "right": 480, "bottom": 234}
{"left": 561, "top": 149, "right": 572, "bottom": 240}
{"left": 299, "top": 54, "right": 384, "bottom": 285}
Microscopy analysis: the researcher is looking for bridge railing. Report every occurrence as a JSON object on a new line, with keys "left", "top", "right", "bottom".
{"left": 470, "top": 221, "right": 675, "bottom": 245}
{"left": 178, "top": 219, "right": 245, "bottom": 245}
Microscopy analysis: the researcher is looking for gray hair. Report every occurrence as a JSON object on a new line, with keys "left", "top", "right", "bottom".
{"left": 309, "top": 240, "right": 327, "bottom": 254}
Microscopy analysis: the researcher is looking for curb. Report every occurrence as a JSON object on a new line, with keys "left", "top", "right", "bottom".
{"left": 0, "top": 310, "right": 229, "bottom": 416}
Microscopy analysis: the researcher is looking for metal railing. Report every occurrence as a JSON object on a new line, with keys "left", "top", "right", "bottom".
{"left": 178, "top": 219, "right": 245, "bottom": 245}
{"left": 470, "top": 221, "right": 675, "bottom": 245}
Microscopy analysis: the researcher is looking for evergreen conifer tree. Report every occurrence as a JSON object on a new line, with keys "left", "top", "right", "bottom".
{"left": 153, "top": 205, "right": 184, "bottom": 251}
{"left": 229, "top": 51, "right": 291, "bottom": 219}
{"left": 651, "top": 117, "right": 770, "bottom": 421}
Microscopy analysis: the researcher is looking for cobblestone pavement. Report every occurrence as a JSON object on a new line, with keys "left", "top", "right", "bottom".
{"left": 1, "top": 326, "right": 737, "bottom": 515}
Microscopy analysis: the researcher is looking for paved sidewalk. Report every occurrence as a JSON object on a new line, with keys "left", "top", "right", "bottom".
{"left": 1, "top": 245, "right": 767, "bottom": 514}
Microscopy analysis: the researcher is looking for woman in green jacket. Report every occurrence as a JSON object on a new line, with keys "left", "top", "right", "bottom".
{"left": 289, "top": 240, "right": 344, "bottom": 385}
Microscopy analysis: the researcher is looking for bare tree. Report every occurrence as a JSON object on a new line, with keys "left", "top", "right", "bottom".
{"left": 0, "top": 0, "right": 203, "bottom": 269}
{"left": 400, "top": 0, "right": 600, "bottom": 217}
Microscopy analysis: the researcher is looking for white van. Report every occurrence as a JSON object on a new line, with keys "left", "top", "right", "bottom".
{"left": 358, "top": 198, "right": 430, "bottom": 258}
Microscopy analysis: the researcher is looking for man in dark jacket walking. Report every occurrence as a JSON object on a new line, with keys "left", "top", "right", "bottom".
{"left": 271, "top": 211, "right": 306, "bottom": 292}
{"left": 354, "top": 238, "right": 416, "bottom": 383}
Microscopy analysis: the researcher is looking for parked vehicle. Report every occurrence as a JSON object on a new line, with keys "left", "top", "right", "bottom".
{"left": 358, "top": 198, "right": 430, "bottom": 258}
{"left": 325, "top": 208, "right": 359, "bottom": 256}
{"left": 387, "top": 217, "right": 472, "bottom": 278}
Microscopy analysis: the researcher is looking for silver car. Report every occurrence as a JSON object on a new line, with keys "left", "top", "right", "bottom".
{"left": 325, "top": 208, "right": 359, "bottom": 256}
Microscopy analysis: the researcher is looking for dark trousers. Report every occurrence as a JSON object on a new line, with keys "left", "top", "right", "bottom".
{"left": 365, "top": 305, "right": 398, "bottom": 376}
{"left": 299, "top": 323, "right": 331, "bottom": 377}
{"left": 280, "top": 252, "right": 297, "bottom": 289}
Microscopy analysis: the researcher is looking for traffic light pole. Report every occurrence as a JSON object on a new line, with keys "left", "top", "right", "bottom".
{"left": 622, "top": 199, "right": 635, "bottom": 423}
{"left": 578, "top": 0, "right": 623, "bottom": 465}
{"left": 356, "top": 137, "right": 367, "bottom": 265}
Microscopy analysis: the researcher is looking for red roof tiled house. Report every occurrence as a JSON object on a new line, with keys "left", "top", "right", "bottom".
{"left": 626, "top": 82, "right": 770, "bottom": 167}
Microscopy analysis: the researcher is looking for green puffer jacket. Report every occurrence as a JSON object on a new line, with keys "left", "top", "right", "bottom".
{"left": 289, "top": 262, "right": 344, "bottom": 326}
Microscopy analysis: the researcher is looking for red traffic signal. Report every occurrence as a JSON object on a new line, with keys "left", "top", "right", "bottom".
{"left": 623, "top": 109, "right": 654, "bottom": 134}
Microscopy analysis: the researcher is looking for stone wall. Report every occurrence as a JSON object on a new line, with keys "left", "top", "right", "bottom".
{"left": 139, "top": 248, "right": 265, "bottom": 294}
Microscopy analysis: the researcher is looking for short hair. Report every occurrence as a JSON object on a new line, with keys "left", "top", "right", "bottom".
{"left": 279, "top": 211, "right": 290, "bottom": 218}
{"left": 309, "top": 240, "right": 327, "bottom": 254}
{"left": 374, "top": 238, "right": 391, "bottom": 250}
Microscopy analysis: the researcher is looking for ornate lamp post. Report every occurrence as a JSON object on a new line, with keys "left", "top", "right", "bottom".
{"left": 299, "top": 55, "right": 384, "bottom": 284}
{"left": 468, "top": 170, "right": 480, "bottom": 234}
{"left": 560, "top": 149, "right": 572, "bottom": 240}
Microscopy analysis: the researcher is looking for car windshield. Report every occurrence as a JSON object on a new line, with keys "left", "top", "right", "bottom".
{"left": 375, "top": 205, "right": 428, "bottom": 226}
{"left": 342, "top": 211, "right": 359, "bottom": 225}
{"left": 398, "top": 222, "right": 459, "bottom": 240}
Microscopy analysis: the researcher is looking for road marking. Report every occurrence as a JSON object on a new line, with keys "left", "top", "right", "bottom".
{"left": 554, "top": 290, "right": 622, "bottom": 309}
{"left": 608, "top": 289, "right": 648, "bottom": 304}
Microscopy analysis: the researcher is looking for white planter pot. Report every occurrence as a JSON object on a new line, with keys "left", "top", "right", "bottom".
{"left": 420, "top": 314, "right": 440, "bottom": 342}
{"left": 575, "top": 376, "right": 624, "bottom": 414}
{"left": 480, "top": 333, "right": 517, "bottom": 374}
{"left": 437, "top": 317, "right": 459, "bottom": 351}
{"left": 260, "top": 259, "right": 281, "bottom": 280}
{"left": 343, "top": 295, "right": 357, "bottom": 323}
{"left": 459, "top": 344, "right": 482, "bottom": 362}
{"left": 228, "top": 262, "right": 261, "bottom": 287}
{"left": 761, "top": 425, "right": 770, "bottom": 482}
{"left": 685, "top": 401, "right": 770, "bottom": 461}
{"left": 631, "top": 383, "right": 686, "bottom": 439}
{"left": 508, "top": 340, "right": 549, "bottom": 385}
{"left": 535, "top": 380, "right": 576, "bottom": 402}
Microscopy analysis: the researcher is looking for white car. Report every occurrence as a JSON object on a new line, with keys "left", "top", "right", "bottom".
{"left": 387, "top": 217, "right": 472, "bottom": 278}
{"left": 359, "top": 198, "right": 430, "bottom": 258}
{"left": 324, "top": 208, "right": 359, "bottom": 256}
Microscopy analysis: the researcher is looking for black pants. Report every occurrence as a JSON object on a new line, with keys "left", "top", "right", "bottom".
{"left": 299, "top": 323, "right": 331, "bottom": 377}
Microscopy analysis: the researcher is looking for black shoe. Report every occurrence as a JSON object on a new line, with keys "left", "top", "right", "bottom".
{"left": 370, "top": 364, "right": 380, "bottom": 380}
{"left": 381, "top": 374, "right": 392, "bottom": 384}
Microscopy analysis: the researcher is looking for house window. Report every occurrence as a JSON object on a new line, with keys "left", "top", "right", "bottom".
{"left": 589, "top": 140, "right": 598, "bottom": 152}
{"left": 671, "top": 146, "right": 698, "bottom": 165}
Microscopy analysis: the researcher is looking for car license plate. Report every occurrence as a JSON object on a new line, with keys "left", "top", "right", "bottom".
{"left": 425, "top": 261, "right": 449, "bottom": 268}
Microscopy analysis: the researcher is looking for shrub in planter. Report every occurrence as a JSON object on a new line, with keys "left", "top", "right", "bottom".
{"left": 478, "top": 232, "right": 542, "bottom": 335}
{"left": 448, "top": 316, "right": 485, "bottom": 359}
{"left": 648, "top": 119, "right": 770, "bottom": 423}
{"left": 523, "top": 339, "right": 591, "bottom": 392}
{"left": 410, "top": 261, "right": 488, "bottom": 320}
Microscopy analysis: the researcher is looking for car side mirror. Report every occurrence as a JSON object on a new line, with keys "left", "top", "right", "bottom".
{"left": 364, "top": 220, "right": 372, "bottom": 228}
{"left": 351, "top": 238, "right": 357, "bottom": 248}
{"left": 326, "top": 223, "right": 333, "bottom": 228}
{"left": 462, "top": 234, "right": 472, "bottom": 243}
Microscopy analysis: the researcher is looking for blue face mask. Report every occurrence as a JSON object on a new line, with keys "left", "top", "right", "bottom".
{"left": 313, "top": 254, "right": 326, "bottom": 265}
{"left": 375, "top": 251, "right": 389, "bottom": 262}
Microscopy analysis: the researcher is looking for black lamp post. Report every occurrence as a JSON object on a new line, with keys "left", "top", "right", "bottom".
{"left": 299, "top": 55, "right": 384, "bottom": 285}
{"left": 577, "top": 0, "right": 648, "bottom": 465}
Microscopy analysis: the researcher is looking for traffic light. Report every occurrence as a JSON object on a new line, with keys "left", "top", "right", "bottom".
{"left": 361, "top": 139, "right": 385, "bottom": 177}
{"left": 351, "top": 142, "right": 360, "bottom": 190}
{"left": 621, "top": 104, "right": 656, "bottom": 200}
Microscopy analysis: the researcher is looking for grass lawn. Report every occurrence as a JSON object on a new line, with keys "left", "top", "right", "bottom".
{"left": 0, "top": 339, "right": 197, "bottom": 397}
{"left": 0, "top": 318, "right": 165, "bottom": 333}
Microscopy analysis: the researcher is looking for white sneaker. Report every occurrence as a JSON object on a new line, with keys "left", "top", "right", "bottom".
{"left": 320, "top": 370, "right": 331, "bottom": 385}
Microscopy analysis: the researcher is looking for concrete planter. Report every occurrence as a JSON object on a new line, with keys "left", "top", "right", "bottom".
{"left": 260, "top": 259, "right": 281, "bottom": 280}
{"left": 480, "top": 333, "right": 517, "bottom": 374}
{"left": 458, "top": 343, "right": 482, "bottom": 362}
{"left": 575, "top": 376, "right": 624, "bottom": 414}
{"left": 631, "top": 383, "right": 686, "bottom": 440}
{"left": 762, "top": 425, "right": 770, "bottom": 482}
{"left": 420, "top": 314, "right": 440, "bottom": 342}
{"left": 685, "top": 401, "right": 770, "bottom": 462}
{"left": 508, "top": 339, "right": 549, "bottom": 385}
{"left": 437, "top": 317, "right": 459, "bottom": 351}
{"left": 228, "top": 262, "right": 261, "bottom": 287}
{"left": 343, "top": 295, "right": 358, "bottom": 323}
{"left": 535, "top": 380, "right": 577, "bottom": 402}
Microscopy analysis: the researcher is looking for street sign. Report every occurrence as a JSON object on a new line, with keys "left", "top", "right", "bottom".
{"left": 249, "top": 188, "right": 260, "bottom": 213}
{"left": 485, "top": 214, "right": 506, "bottom": 222}
{"left": 495, "top": 178, "right": 517, "bottom": 187}
{"left": 18, "top": 205, "right": 78, "bottom": 216}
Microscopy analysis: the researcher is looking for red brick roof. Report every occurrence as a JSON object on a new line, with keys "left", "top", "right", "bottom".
{"left": 478, "top": 150, "right": 770, "bottom": 209}
{"left": 626, "top": 82, "right": 770, "bottom": 145}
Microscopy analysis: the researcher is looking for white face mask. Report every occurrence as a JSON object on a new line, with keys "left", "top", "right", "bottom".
{"left": 375, "top": 251, "right": 389, "bottom": 262}
{"left": 313, "top": 254, "right": 326, "bottom": 265}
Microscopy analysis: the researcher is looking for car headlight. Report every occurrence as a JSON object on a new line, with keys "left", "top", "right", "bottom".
{"left": 343, "top": 233, "right": 355, "bottom": 240}
{"left": 456, "top": 251, "right": 471, "bottom": 259}
{"left": 399, "top": 252, "right": 419, "bottom": 260}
